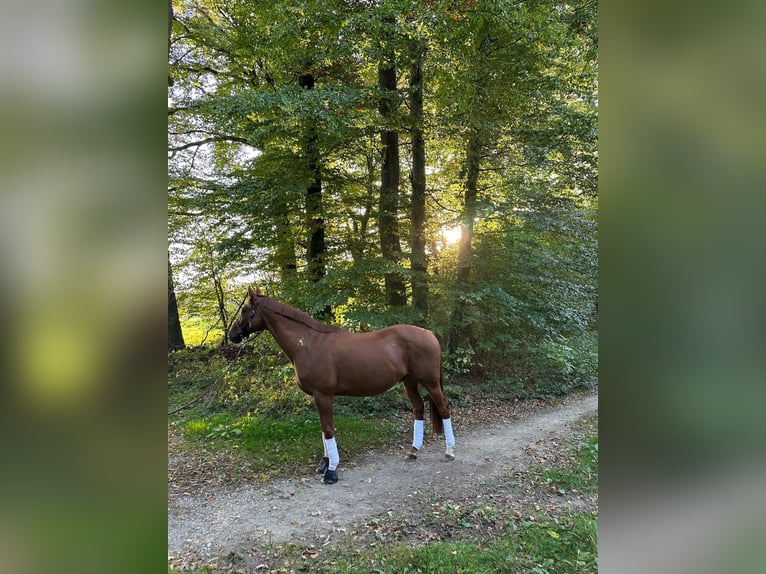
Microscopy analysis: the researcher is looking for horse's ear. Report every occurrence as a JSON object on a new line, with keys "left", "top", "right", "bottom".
{"left": 248, "top": 285, "right": 257, "bottom": 300}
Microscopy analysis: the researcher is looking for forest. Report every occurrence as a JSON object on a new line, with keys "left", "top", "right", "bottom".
{"left": 168, "top": 0, "right": 598, "bottom": 399}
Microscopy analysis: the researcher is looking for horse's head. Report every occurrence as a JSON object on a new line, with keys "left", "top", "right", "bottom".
{"left": 228, "top": 286, "right": 266, "bottom": 343}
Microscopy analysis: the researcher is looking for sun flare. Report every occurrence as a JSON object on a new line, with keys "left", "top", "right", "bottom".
{"left": 442, "top": 225, "right": 462, "bottom": 245}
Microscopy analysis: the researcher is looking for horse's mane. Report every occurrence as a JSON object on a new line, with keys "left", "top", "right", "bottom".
{"left": 258, "top": 297, "right": 344, "bottom": 333}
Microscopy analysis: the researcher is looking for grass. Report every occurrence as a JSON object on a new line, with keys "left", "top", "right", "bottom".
{"left": 169, "top": 511, "right": 596, "bottom": 574}
{"left": 179, "top": 316, "right": 227, "bottom": 347}
{"left": 343, "top": 511, "right": 598, "bottom": 574}
{"left": 182, "top": 411, "right": 397, "bottom": 469}
{"left": 535, "top": 415, "right": 598, "bottom": 495}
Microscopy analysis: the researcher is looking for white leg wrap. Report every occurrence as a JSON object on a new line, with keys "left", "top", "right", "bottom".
{"left": 412, "top": 419, "right": 424, "bottom": 450}
{"left": 443, "top": 418, "right": 455, "bottom": 449}
{"left": 324, "top": 437, "right": 339, "bottom": 471}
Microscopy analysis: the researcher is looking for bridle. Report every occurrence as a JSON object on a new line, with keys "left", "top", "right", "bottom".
{"left": 229, "top": 294, "right": 262, "bottom": 341}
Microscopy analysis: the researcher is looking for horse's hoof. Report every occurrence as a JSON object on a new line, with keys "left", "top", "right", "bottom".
{"left": 406, "top": 448, "right": 418, "bottom": 461}
{"left": 316, "top": 456, "right": 329, "bottom": 474}
{"left": 445, "top": 447, "right": 455, "bottom": 461}
{"left": 321, "top": 469, "right": 338, "bottom": 484}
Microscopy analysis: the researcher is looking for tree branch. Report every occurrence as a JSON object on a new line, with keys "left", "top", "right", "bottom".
{"left": 168, "top": 135, "right": 253, "bottom": 152}
{"left": 168, "top": 209, "right": 204, "bottom": 217}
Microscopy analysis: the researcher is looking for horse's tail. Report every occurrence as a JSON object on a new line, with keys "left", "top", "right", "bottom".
{"left": 430, "top": 365, "right": 445, "bottom": 435}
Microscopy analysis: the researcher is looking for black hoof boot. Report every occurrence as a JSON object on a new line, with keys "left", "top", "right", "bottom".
{"left": 321, "top": 469, "right": 338, "bottom": 484}
{"left": 316, "top": 456, "right": 329, "bottom": 474}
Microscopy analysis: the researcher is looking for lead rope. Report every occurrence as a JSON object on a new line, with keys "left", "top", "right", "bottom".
{"left": 168, "top": 292, "right": 255, "bottom": 417}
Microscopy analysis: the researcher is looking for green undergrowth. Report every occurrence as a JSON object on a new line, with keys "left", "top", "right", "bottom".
{"left": 329, "top": 512, "right": 596, "bottom": 574}
{"left": 534, "top": 415, "right": 598, "bottom": 495}
{"left": 180, "top": 412, "right": 397, "bottom": 470}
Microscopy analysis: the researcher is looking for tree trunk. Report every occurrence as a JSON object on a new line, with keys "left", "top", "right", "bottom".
{"left": 275, "top": 206, "right": 298, "bottom": 284}
{"left": 449, "top": 129, "right": 482, "bottom": 353}
{"left": 168, "top": 254, "right": 185, "bottom": 351}
{"left": 167, "top": 2, "right": 184, "bottom": 351}
{"left": 348, "top": 151, "right": 375, "bottom": 264}
{"left": 378, "top": 60, "right": 407, "bottom": 308}
{"left": 409, "top": 43, "right": 428, "bottom": 324}
{"left": 167, "top": 0, "right": 175, "bottom": 87}
{"left": 457, "top": 129, "right": 481, "bottom": 284}
{"left": 212, "top": 273, "right": 228, "bottom": 345}
{"left": 448, "top": 21, "right": 491, "bottom": 353}
{"left": 167, "top": 0, "right": 173, "bottom": 52}
{"left": 299, "top": 72, "right": 326, "bottom": 285}
{"left": 299, "top": 71, "right": 332, "bottom": 319}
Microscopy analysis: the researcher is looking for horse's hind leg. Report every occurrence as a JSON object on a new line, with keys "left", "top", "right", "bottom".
{"left": 403, "top": 377, "right": 425, "bottom": 460}
{"left": 422, "top": 379, "right": 456, "bottom": 461}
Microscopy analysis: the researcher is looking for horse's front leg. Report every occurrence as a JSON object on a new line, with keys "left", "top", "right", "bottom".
{"left": 314, "top": 392, "right": 339, "bottom": 484}
{"left": 316, "top": 437, "right": 329, "bottom": 475}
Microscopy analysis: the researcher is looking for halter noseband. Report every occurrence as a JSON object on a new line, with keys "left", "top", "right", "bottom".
{"left": 239, "top": 298, "right": 261, "bottom": 333}
{"left": 226, "top": 292, "right": 256, "bottom": 336}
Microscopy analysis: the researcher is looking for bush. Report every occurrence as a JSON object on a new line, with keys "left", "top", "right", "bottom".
{"left": 467, "top": 331, "right": 597, "bottom": 400}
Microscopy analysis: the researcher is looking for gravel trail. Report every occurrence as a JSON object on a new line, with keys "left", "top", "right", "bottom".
{"left": 168, "top": 392, "right": 597, "bottom": 564}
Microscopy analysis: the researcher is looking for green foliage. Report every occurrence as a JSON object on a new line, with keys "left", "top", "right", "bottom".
{"left": 169, "top": 0, "right": 598, "bottom": 397}
{"left": 220, "top": 339, "right": 316, "bottom": 416}
{"left": 335, "top": 386, "right": 410, "bottom": 419}
{"left": 443, "top": 346, "right": 475, "bottom": 378}
{"left": 523, "top": 331, "right": 598, "bottom": 397}
{"left": 167, "top": 346, "right": 231, "bottom": 416}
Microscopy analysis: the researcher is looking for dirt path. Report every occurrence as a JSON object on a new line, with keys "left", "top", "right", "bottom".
{"left": 168, "top": 392, "right": 597, "bottom": 566}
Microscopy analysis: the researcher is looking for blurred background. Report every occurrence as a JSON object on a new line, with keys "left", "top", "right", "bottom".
{"left": 599, "top": 1, "right": 766, "bottom": 572}
{"left": 0, "top": 1, "right": 764, "bottom": 573}
{"left": 0, "top": 1, "right": 166, "bottom": 573}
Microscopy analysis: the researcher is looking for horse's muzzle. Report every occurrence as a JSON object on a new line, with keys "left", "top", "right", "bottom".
{"left": 228, "top": 331, "right": 242, "bottom": 344}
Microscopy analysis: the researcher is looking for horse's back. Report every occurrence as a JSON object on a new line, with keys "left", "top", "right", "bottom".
{"left": 324, "top": 324, "right": 440, "bottom": 395}
{"left": 349, "top": 324, "right": 440, "bottom": 355}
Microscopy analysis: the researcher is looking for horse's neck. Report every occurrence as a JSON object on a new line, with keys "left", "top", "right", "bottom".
{"left": 262, "top": 309, "right": 316, "bottom": 362}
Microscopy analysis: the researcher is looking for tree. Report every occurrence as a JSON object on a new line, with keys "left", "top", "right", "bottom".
{"left": 167, "top": 0, "right": 598, "bottom": 394}
{"left": 299, "top": 70, "right": 327, "bottom": 286}
{"left": 409, "top": 38, "right": 429, "bottom": 323}
{"left": 168, "top": 0, "right": 185, "bottom": 351}
{"left": 448, "top": 126, "right": 482, "bottom": 352}
{"left": 168, "top": 254, "right": 186, "bottom": 351}
{"left": 431, "top": 0, "right": 575, "bottom": 353}
{"left": 377, "top": 14, "right": 407, "bottom": 309}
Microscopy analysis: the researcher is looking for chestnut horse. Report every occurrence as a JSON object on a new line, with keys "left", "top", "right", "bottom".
{"left": 228, "top": 287, "right": 456, "bottom": 484}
